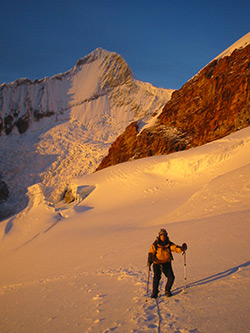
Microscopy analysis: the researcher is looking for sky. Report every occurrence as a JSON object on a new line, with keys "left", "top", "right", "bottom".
{"left": 0, "top": 0, "right": 249, "bottom": 90}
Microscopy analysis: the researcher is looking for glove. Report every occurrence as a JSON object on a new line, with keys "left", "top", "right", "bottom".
{"left": 147, "top": 253, "right": 153, "bottom": 270}
{"left": 181, "top": 243, "right": 187, "bottom": 251}
{"left": 147, "top": 252, "right": 153, "bottom": 271}
{"left": 147, "top": 261, "right": 153, "bottom": 271}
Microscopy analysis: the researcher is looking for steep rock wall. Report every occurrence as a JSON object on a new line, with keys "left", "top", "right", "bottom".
{"left": 97, "top": 44, "right": 250, "bottom": 171}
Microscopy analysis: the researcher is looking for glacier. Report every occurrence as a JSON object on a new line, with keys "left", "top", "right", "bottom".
{"left": 0, "top": 48, "right": 173, "bottom": 220}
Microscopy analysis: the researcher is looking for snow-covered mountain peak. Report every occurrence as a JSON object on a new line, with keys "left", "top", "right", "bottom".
{"left": 0, "top": 48, "right": 173, "bottom": 219}
{"left": 0, "top": 48, "right": 136, "bottom": 135}
{"left": 74, "top": 47, "right": 135, "bottom": 97}
{"left": 76, "top": 47, "right": 115, "bottom": 66}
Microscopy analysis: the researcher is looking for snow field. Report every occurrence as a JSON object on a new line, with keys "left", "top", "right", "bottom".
{"left": 1, "top": 127, "right": 250, "bottom": 332}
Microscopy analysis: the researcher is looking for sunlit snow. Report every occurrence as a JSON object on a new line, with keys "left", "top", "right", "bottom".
{"left": 0, "top": 127, "right": 250, "bottom": 332}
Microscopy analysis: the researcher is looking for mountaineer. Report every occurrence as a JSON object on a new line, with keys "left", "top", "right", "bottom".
{"left": 147, "top": 228, "right": 187, "bottom": 298}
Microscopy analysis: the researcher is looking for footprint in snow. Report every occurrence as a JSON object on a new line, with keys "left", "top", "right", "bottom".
{"left": 92, "top": 294, "right": 107, "bottom": 300}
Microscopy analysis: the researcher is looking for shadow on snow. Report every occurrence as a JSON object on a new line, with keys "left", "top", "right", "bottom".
{"left": 173, "top": 260, "right": 250, "bottom": 295}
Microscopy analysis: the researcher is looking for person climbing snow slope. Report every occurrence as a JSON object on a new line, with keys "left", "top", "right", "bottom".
{"left": 147, "top": 228, "right": 187, "bottom": 298}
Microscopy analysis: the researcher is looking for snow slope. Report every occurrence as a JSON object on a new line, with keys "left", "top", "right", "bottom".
{"left": 0, "top": 127, "right": 250, "bottom": 332}
{"left": 0, "top": 48, "right": 173, "bottom": 220}
{"left": 215, "top": 31, "right": 250, "bottom": 60}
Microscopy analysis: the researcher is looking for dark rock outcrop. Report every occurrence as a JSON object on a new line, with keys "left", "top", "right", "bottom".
{"left": 63, "top": 187, "right": 76, "bottom": 204}
{"left": 0, "top": 79, "right": 56, "bottom": 135}
{"left": 98, "top": 121, "right": 139, "bottom": 170}
{"left": 0, "top": 178, "right": 9, "bottom": 202}
{"left": 97, "top": 44, "right": 250, "bottom": 171}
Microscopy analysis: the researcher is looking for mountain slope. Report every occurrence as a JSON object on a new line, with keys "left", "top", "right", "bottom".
{"left": 97, "top": 32, "right": 250, "bottom": 171}
{"left": 0, "top": 127, "right": 250, "bottom": 332}
{"left": 0, "top": 48, "right": 173, "bottom": 219}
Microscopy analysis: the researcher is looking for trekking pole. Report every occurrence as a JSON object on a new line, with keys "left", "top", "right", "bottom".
{"left": 183, "top": 251, "right": 187, "bottom": 293}
{"left": 146, "top": 267, "right": 151, "bottom": 294}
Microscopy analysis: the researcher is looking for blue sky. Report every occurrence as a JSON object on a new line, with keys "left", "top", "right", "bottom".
{"left": 0, "top": 0, "right": 249, "bottom": 89}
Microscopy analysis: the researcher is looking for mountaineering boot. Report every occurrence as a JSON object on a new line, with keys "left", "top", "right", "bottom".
{"left": 151, "top": 291, "right": 159, "bottom": 299}
{"left": 165, "top": 291, "right": 173, "bottom": 297}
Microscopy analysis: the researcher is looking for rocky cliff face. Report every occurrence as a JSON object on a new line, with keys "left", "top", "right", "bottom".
{"left": 97, "top": 43, "right": 250, "bottom": 171}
